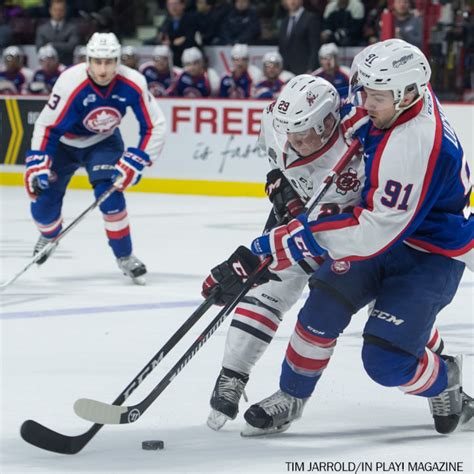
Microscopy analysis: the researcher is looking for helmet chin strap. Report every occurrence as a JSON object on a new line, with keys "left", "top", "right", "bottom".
{"left": 382, "top": 92, "right": 424, "bottom": 129}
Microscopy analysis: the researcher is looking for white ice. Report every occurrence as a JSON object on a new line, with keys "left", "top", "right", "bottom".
{"left": 1, "top": 187, "right": 473, "bottom": 474}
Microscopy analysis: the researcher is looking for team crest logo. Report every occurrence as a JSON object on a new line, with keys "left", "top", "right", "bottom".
{"left": 331, "top": 260, "right": 351, "bottom": 274}
{"left": 306, "top": 91, "right": 317, "bottom": 106}
{"left": 83, "top": 107, "right": 121, "bottom": 134}
{"left": 335, "top": 168, "right": 361, "bottom": 195}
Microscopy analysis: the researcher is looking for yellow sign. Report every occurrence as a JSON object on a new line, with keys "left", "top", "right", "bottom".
{"left": 4, "top": 98, "right": 24, "bottom": 165}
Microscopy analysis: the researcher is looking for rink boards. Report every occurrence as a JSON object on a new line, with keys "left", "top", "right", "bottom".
{"left": 0, "top": 96, "right": 472, "bottom": 200}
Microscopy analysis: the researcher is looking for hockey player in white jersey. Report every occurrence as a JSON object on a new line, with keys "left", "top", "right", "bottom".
{"left": 203, "top": 74, "right": 446, "bottom": 431}
{"left": 24, "top": 33, "right": 166, "bottom": 284}
{"left": 246, "top": 40, "right": 473, "bottom": 436}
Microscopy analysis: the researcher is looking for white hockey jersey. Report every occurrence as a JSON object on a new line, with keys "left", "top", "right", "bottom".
{"left": 258, "top": 101, "right": 365, "bottom": 224}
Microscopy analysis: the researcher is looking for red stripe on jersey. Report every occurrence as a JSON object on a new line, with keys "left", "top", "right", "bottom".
{"left": 286, "top": 343, "right": 330, "bottom": 371}
{"left": 313, "top": 91, "right": 443, "bottom": 262}
{"left": 295, "top": 321, "right": 336, "bottom": 347}
{"left": 405, "top": 237, "right": 474, "bottom": 257}
{"left": 117, "top": 74, "right": 153, "bottom": 150}
{"left": 235, "top": 307, "right": 278, "bottom": 332}
{"left": 40, "top": 78, "right": 89, "bottom": 151}
{"left": 106, "top": 227, "right": 130, "bottom": 240}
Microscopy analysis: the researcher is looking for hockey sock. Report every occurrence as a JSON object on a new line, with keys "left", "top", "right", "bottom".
{"left": 222, "top": 298, "right": 282, "bottom": 375}
{"left": 280, "top": 321, "right": 337, "bottom": 398}
{"left": 95, "top": 182, "right": 132, "bottom": 258}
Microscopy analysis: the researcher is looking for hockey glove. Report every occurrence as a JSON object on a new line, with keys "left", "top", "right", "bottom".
{"left": 113, "top": 147, "right": 151, "bottom": 190}
{"left": 202, "top": 246, "right": 278, "bottom": 306}
{"left": 24, "top": 151, "right": 52, "bottom": 201}
{"left": 340, "top": 104, "right": 369, "bottom": 145}
{"left": 251, "top": 215, "right": 325, "bottom": 272}
{"left": 265, "top": 169, "right": 304, "bottom": 222}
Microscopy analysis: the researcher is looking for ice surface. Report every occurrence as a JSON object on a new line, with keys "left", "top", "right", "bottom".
{"left": 1, "top": 187, "right": 473, "bottom": 473}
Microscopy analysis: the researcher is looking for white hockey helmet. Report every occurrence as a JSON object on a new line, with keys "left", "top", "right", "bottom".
{"left": 231, "top": 43, "right": 249, "bottom": 60}
{"left": 354, "top": 39, "right": 431, "bottom": 110}
{"left": 86, "top": 32, "right": 121, "bottom": 62}
{"left": 121, "top": 45, "right": 137, "bottom": 58}
{"left": 38, "top": 44, "right": 58, "bottom": 60}
{"left": 3, "top": 45, "right": 22, "bottom": 61}
{"left": 153, "top": 44, "right": 172, "bottom": 60}
{"left": 319, "top": 42, "right": 338, "bottom": 59}
{"left": 273, "top": 74, "right": 340, "bottom": 143}
{"left": 182, "top": 47, "right": 203, "bottom": 65}
{"left": 263, "top": 51, "right": 282, "bottom": 66}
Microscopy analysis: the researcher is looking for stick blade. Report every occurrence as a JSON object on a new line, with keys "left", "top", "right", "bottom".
{"left": 74, "top": 398, "right": 126, "bottom": 424}
{"left": 20, "top": 419, "right": 86, "bottom": 454}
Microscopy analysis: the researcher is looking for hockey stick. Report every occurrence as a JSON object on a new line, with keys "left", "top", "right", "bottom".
{"left": 20, "top": 293, "right": 218, "bottom": 454}
{"left": 73, "top": 139, "right": 362, "bottom": 426}
{"left": 0, "top": 185, "right": 117, "bottom": 291}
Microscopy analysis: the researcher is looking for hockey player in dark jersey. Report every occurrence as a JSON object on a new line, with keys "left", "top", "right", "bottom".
{"left": 28, "top": 45, "right": 66, "bottom": 95}
{"left": 24, "top": 33, "right": 166, "bottom": 284}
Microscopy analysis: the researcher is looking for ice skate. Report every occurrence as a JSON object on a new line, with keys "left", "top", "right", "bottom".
{"left": 117, "top": 254, "right": 147, "bottom": 285}
{"left": 241, "top": 389, "right": 306, "bottom": 437}
{"left": 33, "top": 235, "right": 57, "bottom": 265}
{"left": 428, "top": 355, "right": 473, "bottom": 434}
{"left": 207, "top": 368, "right": 248, "bottom": 431}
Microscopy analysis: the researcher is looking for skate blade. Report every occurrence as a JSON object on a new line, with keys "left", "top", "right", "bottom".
{"left": 132, "top": 276, "right": 146, "bottom": 286}
{"left": 240, "top": 421, "right": 291, "bottom": 437}
{"left": 460, "top": 396, "right": 474, "bottom": 426}
{"left": 207, "top": 409, "right": 231, "bottom": 431}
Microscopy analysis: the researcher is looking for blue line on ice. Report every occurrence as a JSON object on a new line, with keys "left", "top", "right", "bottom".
{"left": 1, "top": 282, "right": 472, "bottom": 320}
{"left": 0, "top": 300, "right": 203, "bottom": 320}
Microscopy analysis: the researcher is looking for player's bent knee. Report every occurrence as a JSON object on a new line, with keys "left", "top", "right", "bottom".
{"left": 362, "top": 336, "right": 418, "bottom": 387}
{"left": 94, "top": 181, "right": 126, "bottom": 214}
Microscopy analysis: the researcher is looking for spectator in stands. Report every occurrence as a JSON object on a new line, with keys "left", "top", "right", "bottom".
{"left": 392, "top": 0, "right": 423, "bottom": 49}
{"left": 160, "top": 0, "right": 200, "bottom": 67}
{"left": 312, "top": 42, "right": 350, "bottom": 98}
{"left": 28, "top": 45, "right": 66, "bottom": 95}
{"left": 219, "top": 0, "right": 261, "bottom": 45}
{"left": 219, "top": 43, "right": 261, "bottom": 98}
{"left": 169, "top": 46, "right": 219, "bottom": 97}
{"left": 35, "top": 0, "right": 80, "bottom": 65}
{"left": 0, "top": 6, "right": 12, "bottom": 49}
{"left": 139, "top": 44, "right": 182, "bottom": 97}
{"left": 0, "top": 46, "right": 32, "bottom": 95}
{"left": 252, "top": 51, "right": 289, "bottom": 99}
{"left": 278, "top": 0, "right": 320, "bottom": 74}
{"left": 321, "top": 0, "right": 364, "bottom": 46}
{"left": 196, "top": 0, "right": 231, "bottom": 45}
{"left": 121, "top": 46, "right": 139, "bottom": 70}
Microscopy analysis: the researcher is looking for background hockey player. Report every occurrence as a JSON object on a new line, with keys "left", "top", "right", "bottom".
{"left": 24, "top": 32, "right": 166, "bottom": 284}
{"left": 169, "top": 47, "right": 219, "bottom": 98}
{"left": 0, "top": 46, "right": 32, "bottom": 95}
{"left": 139, "top": 45, "right": 181, "bottom": 98}
{"left": 219, "top": 43, "right": 262, "bottom": 99}
{"left": 252, "top": 51, "right": 288, "bottom": 100}
{"left": 28, "top": 45, "right": 66, "bottom": 95}
{"left": 244, "top": 39, "right": 473, "bottom": 436}
{"left": 312, "top": 43, "right": 350, "bottom": 99}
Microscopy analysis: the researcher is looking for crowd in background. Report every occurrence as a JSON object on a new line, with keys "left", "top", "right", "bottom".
{"left": 0, "top": 0, "right": 472, "bottom": 100}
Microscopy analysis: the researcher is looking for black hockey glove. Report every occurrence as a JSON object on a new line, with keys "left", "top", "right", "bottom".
{"left": 202, "top": 246, "right": 279, "bottom": 306}
{"left": 265, "top": 169, "right": 304, "bottom": 223}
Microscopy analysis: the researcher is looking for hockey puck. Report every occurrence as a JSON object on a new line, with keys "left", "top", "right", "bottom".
{"left": 142, "top": 440, "right": 164, "bottom": 450}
